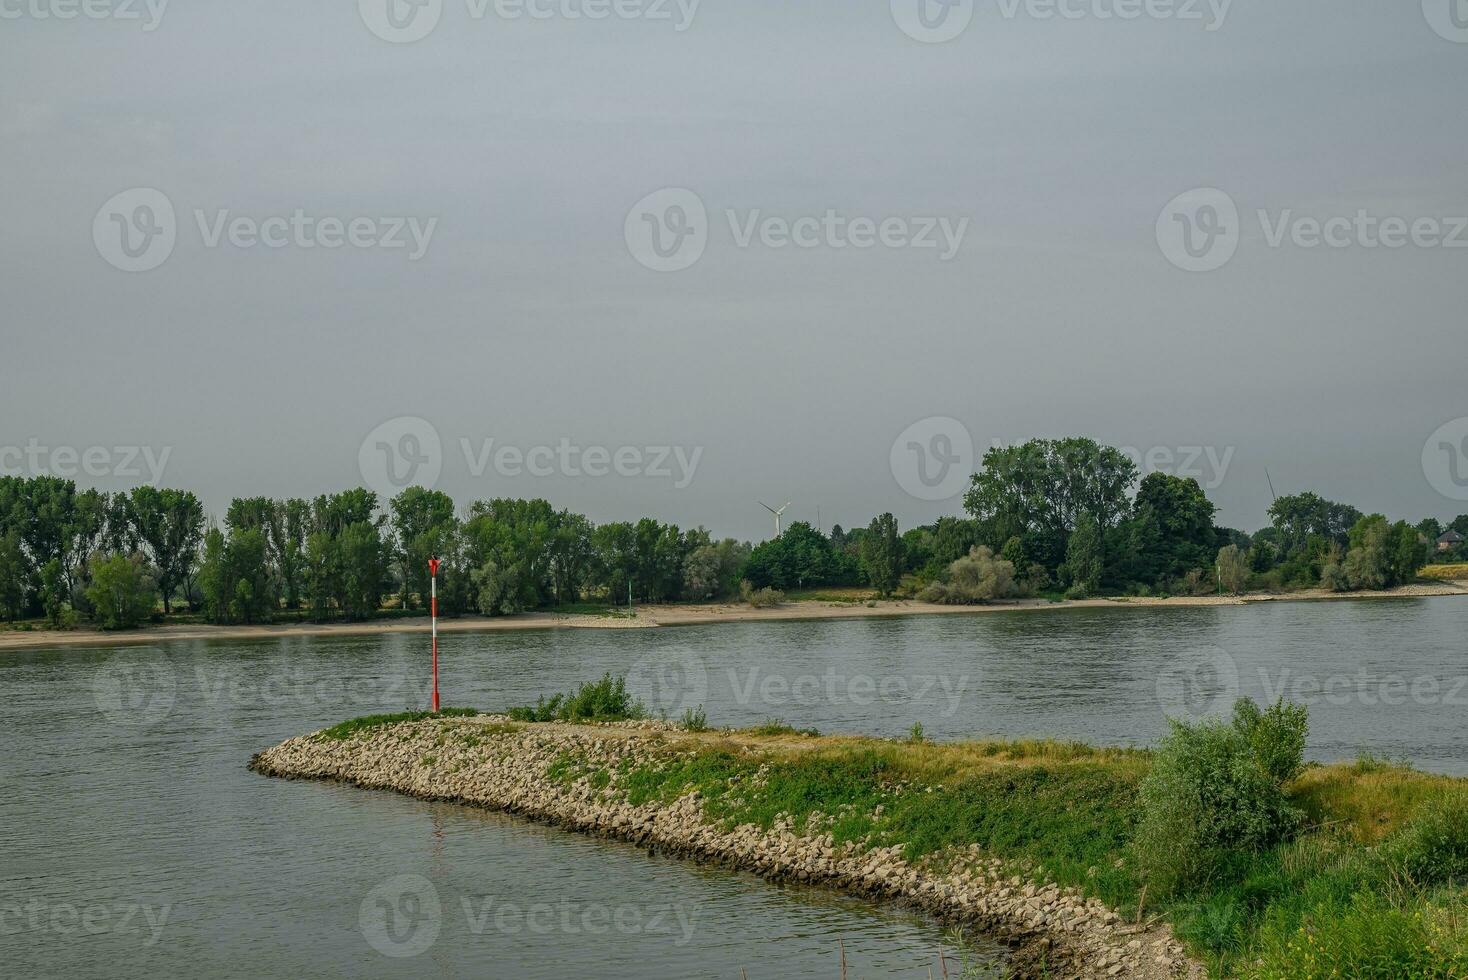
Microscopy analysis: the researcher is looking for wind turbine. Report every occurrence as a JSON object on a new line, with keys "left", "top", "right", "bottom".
{"left": 760, "top": 501, "right": 791, "bottom": 537}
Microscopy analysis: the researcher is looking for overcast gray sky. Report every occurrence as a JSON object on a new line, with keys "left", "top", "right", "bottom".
{"left": 3, "top": 0, "right": 1466, "bottom": 540}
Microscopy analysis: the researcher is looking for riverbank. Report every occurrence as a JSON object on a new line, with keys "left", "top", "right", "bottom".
{"left": 5, "top": 578, "right": 1466, "bottom": 652}
{"left": 249, "top": 711, "right": 1468, "bottom": 979}
{"left": 251, "top": 714, "right": 1199, "bottom": 980}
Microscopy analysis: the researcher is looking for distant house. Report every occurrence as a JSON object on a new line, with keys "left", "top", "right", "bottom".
{"left": 1437, "top": 530, "right": 1465, "bottom": 552}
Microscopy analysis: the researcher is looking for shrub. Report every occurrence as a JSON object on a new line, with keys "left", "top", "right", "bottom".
{"left": 1249, "top": 892, "right": 1468, "bottom": 979}
{"left": 1383, "top": 790, "right": 1468, "bottom": 887}
{"left": 507, "top": 673, "right": 646, "bottom": 723}
{"left": 1232, "top": 697, "right": 1308, "bottom": 784}
{"left": 739, "top": 580, "right": 784, "bottom": 608}
{"left": 918, "top": 547, "right": 1018, "bottom": 604}
{"left": 680, "top": 704, "right": 708, "bottom": 732}
{"left": 85, "top": 553, "right": 159, "bottom": 630}
{"left": 1132, "top": 701, "right": 1306, "bottom": 897}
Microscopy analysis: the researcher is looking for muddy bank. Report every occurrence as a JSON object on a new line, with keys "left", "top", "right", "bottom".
{"left": 250, "top": 717, "right": 1203, "bottom": 980}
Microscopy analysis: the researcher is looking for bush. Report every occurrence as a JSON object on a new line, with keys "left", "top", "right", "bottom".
{"left": 507, "top": 673, "right": 646, "bottom": 723}
{"left": 918, "top": 547, "right": 1018, "bottom": 604}
{"left": 739, "top": 580, "right": 784, "bottom": 608}
{"left": 1133, "top": 700, "right": 1306, "bottom": 897}
{"left": 1383, "top": 790, "right": 1468, "bottom": 887}
{"left": 680, "top": 704, "right": 708, "bottom": 732}
{"left": 1249, "top": 892, "right": 1468, "bottom": 979}
{"left": 85, "top": 553, "right": 159, "bottom": 630}
{"left": 1232, "top": 697, "right": 1308, "bottom": 784}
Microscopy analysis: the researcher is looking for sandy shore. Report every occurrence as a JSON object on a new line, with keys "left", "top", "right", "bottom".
{"left": 4, "top": 578, "right": 1465, "bottom": 652}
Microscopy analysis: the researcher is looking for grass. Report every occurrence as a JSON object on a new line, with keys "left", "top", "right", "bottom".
{"left": 313, "top": 687, "right": 1468, "bottom": 978}
{"left": 495, "top": 713, "right": 1467, "bottom": 977}
{"left": 1419, "top": 563, "right": 1468, "bottom": 581}
{"left": 316, "top": 707, "right": 479, "bottom": 740}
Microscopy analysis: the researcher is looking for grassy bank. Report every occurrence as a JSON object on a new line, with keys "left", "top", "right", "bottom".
{"left": 312, "top": 679, "right": 1468, "bottom": 980}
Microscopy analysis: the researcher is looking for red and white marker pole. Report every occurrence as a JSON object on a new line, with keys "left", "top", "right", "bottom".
{"left": 428, "top": 558, "right": 441, "bottom": 713}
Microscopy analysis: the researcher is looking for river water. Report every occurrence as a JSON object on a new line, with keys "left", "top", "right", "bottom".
{"left": 3, "top": 597, "right": 1465, "bottom": 978}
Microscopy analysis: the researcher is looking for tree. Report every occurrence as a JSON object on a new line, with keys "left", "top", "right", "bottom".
{"left": 1217, "top": 544, "right": 1249, "bottom": 594}
{"left": 745, "top": 522, "right": 853, "bottom": 590}
{"left": 1269, "top": 492, "right": 1361, "bottom": 560}
{"left": 1062, "top": 512, "right": 1103, "bottom": 598}
{"left": 39, "top": 558, "right": 68, "bottom": 627}
{"left": 860, "top": 513, "right": 903, "bottom": 596}
{"left": 198, "top": 527, "right": 276, "bottom": 624}
{"left": 919, "top": 546, "right": 1017, "bottom": 603}
{"left": 391, "top": 487, "right": 458, "bottom": 609}
{"left": 964, "top": 438, "right": 1136, "bottom": 571}
{"left": 1125, "top": 473, "right": 1218, "bottom": 586}
{"left": 0, "top": 529, "right": 28, "bottom": 621}
{"left": 128, "top": 487, "right": 204, "bottom": 614}
{"left": 336, "top": 521, "right": 388, "bottom": 620}
{"left": 85, "top": 553, "right": 158, "bottom": 630}
{"left": 683, "top": 538, "right": 750, "bottom": 600}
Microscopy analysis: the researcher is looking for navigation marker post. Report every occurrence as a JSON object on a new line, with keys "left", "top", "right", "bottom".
{"left": 429, "top": 558, "right": 441, "bottom": 712}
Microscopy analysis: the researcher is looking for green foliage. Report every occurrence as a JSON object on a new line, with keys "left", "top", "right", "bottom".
{"left": 1062, "top": 512, "right": 1103, "bottom": 598}
{"left": 679, "top": 704, "right": 708, "bottom": 732}
{"left": 1232, "top": 697, "right": 1308, "bottom": 785}
{"left": 506, "top": 673, "right": 646, "bottom": 723}
{"left": 1248, "top": 891, "right": 1468, "bottom": 979}
{"left": 859, "top": 512, "right": 903, "bottom": 596}
{"left": 84, "top": 552, "right": 158, "bottom": 629}
{"left": 1217, "top": 543, "right": 1250, "bottom": 593}
{"left": 1133, "top": 700, "right": 1306, "bottom": 897}
{"left": 681, "top": 538, "right": 750, "bottom": 600}
{"left": 317, "top": 708, "right": 479, "bottom": 740}
{"left": 198, "top": 526, "right": 277, "bottom": 624}
{"left": 739, "top": 580, "right": 784, "bottom": 607}
{"left": 745, "top": 521, "right": 859, "bottom": 591}
{"left": 39, "top": 557, "right": 69, "bottom": 628}
{"left": 127, "top": 486, "right": 205, "bottom": 614}
{"left": 1382, "top": 790, "right": 1468, "bottom": 887}
{"left": 918, "top": 546, "right": 1018, "bottom": 604}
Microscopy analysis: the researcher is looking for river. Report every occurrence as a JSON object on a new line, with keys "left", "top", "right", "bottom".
{"left": 3, "top": 597, "right": 1465, "bottom": 977}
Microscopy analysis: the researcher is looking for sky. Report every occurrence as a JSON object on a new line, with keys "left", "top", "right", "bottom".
{"left": 2, "top": 0, "right": 1466, "bottom": 541}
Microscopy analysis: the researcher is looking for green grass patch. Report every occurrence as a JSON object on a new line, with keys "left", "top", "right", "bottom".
{"left": 316, "top": 707, "right": 479, "bottom": 741}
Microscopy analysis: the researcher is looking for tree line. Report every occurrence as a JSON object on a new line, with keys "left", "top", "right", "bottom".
{"left": 2, "top": 440, "right": 1462, "bottom": 629}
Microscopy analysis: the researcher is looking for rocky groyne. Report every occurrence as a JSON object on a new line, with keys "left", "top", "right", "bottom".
{"left": 250, "top": 716, "right": 1203, "bottom": 980}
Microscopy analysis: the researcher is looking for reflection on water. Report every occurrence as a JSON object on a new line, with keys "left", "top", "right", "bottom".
{"left": 3, "top": 596, "right": 1464, "bottom": 976}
